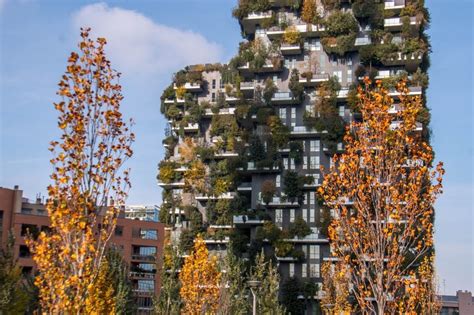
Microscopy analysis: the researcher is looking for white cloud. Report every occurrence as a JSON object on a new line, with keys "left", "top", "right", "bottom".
{"left": 72, "top": 2, "right": 223, "bottom": 77}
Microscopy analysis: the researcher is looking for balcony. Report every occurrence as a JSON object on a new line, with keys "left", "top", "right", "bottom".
{"left": 388, "top": 86, "right": 422, "bottom": 97}
{"left": 129, "top": 271, "right": 156, "bottom": 280}
{"left": 164, "top": 98, "right": 185, "bottom": 105}
{"left": 131, "top": 254, "right": 156, "bottom": 262}
{"left": 284, "top": 228, "right": 329, "bottom": 244}
{"left": 271, "top": 91, "right": 298, "bottom": 104}
{"left": 240, "top": 81, "right": 256, "bottom": 91}
{"left": 390, "top": 121, "right": 423, "bottom": 132}
{"left": 280, "top": 43, "right": 302, "bottom": 55}
{"left": 381, "top": 51, "right": 423, "bottom": 67}
{"left": 337, "top": 88, "right": 349, "bottom": 99}
{"left": 204, "top": 107, "right": 236, "bottom": 117}
{"left": 276, "top": 256, "right": 300, "bottom": 262}
{"left": 384, "top": 16, "right": 419, "bottom": 31}
{"left": 354, "top": 36, "right": 371, "bottom": 47}
{"left": 173, "top": 82, "right": 202, "bottom": 92}
{"left": 238, "top": 61, "right": 283, "bottom": 74}
{"left": 195, "top": 192, "right": 237, "bottom": 201}
{"left": 233, "top": 215, "right": 267, "bottom": 227}
{"left": 202, "top": 237, "right": 230, "bottom": 244}
{"left": 241, "top": 11, "right": 273, "bottom": 35}
{"left": 237, "top": 182, "right": 252, "bottom": 191}
{"left": 263, "top": 196, "right": 300, "bottom": 208}
{"left": 214, "top": 151, "right": 239, "bottom": 158}
{"left": 157, "top": 180, "right": 185, "bottom": 189}
{"left": 384, "top": 0, "right": 405, "bottom": 11}
{"left": 132, "top": 289, "right": 155, "bottom": 297}
{"left": 290, "top": 126, "right": 326, "bottom": 137}
{"left": 171, "top": 123, "right": 199, "bottom": 133}
{"left": 299, "top": 73, "right": 330, "bottom": 87}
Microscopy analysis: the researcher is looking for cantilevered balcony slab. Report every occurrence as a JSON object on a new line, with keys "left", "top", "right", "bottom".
{"left": 195, "top": 192, "right": 237, "bottom": 201}
{"left": 260, "top": 197, "right": 300, "bottom": 208}
{"left": 233, "top": 215, "right": 266, "bottom": 227}
{"left": 173, "top": 82, "right": 202, "bottom": 92}
{"left": 241, "top": 11, "right": 273, "bottom": 35}
{"left": 271, "top": 91, "right": 299, "bottom": 104}
{"left": 299, "top": 73, "right": 330, "bottom": 87}
{"left": 381, "top": 51, "right": 423, "bottom": 67}
{"left": 157, "top": 180, "right": 185, "bottom": 189}
{"left": 238, "top": 61, "right": 283, "bottom": 75}
{"left": 384, "top": 16, "right": 419, "bottom": 31}
{"left": 290, "top": 126, "right": 327, "bottom": 138}
{"left": 384, "top": 0, "right": 405, "bottom": 12}
{"left": 171, "top": 123, "right": 199, "bottom": 133}
{"left": 280, "top": 43, "right": 302, "bottom": 55}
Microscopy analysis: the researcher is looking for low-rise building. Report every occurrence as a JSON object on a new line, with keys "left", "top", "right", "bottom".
{"left": 441, "top": 290, "right": 474, "bottom": 315}
{"left": 0, "top": 186, "right": 164, "bottom": 314}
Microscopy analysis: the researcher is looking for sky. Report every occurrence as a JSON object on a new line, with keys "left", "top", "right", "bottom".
{"left": 0, "top": 0, "right": 472, "bottom": 295}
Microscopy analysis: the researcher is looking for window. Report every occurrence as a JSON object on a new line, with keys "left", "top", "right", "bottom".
{"left": 302, "top": 263, "right": 308, "bottom": 278}
{"left": 220, "top": 79, "right": 224, "bottom": 89}
{"left": 273, "top": 75, "right": 278, "bottom": 83}
{"left": 291, "top": 108, "right": 296, "bottom": 119}
{"left": 141, "top": 229, "right": 158, "bottom": 240}
{"left": 333, "top": 70, "right": 342, "bottom": 82}
{"left": 347, "top": 70, "right": 353, "bottom": 83}
{"left": 19, "top": 245, "right": 30, "bottom": 258}
{"left": 21, "top": 208, "right": 32, "bottom": 214}
{"left": 339, "top": 105, "right": 345, "bottom": 117}
{"left": 302, "top": 156, "right": 308, "bottom": 170}
{"left": 212, "top": 79, "right": 216, "bottom": 89}
{"left": 290, "top": 158, "right": 295, "bottom": 170}
{"left": 275, "top": 209, "right": 283, "bottom": 225}
{"left": 279, "top": 108, "right": 287, "bottom": 119}
{"left": 114, "top": 225, "right": 123, "bottom": 237}
{"left": 315, "top": 39, "right": 321, "bottom": 51}
{"left": 289, "top": 263, "right": 295, "bottom": 277}
{"left": 309, "top": 209, "right": 315, "bottom": 223}
{"left": 137, "top": 280, "right": 155, "bottom": 292}
{"left": 303, "top": 193, "right": 308, "bottom": 205}
{"left": 276, "top": 175, "right": 281, "bottom": 188}
{"left": 347, "top": 56, "right": 353, "bottom": 66}
{"left": 310, "top": 264, "right": 320, "bottom": 278}
{"left": 305, "top": 104, "right": 313, "bottom": 115}
{"left": 310, "top": 245, "right": 320, "bottom": 259}
{"left": 283, "top": 158, "right": 288, "bottom": 170}
{"left": 21, "top": 224, "right": 39, "bottom": 239}
{"left": 290, "top": 209, "right": 295, "bottom": 222}
{"left": 310, "top": 140, "right": 320, "bottom": 152}
{"left": 310, "top": 156, "right": 320, "bottom": 169}
{"left": 310, "top": 192, "right": 316, "bottom": 205}
{"left": 211, "top": 92, "right": 216, "bottom": 102}
{"left": 302, "top": 209, "right": 308, "bottom": 222}
{"left": 320, "top": 54, "right": 326, "bottom": 67}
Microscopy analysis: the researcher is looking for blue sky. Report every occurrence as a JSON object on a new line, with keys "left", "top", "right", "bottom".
{"left": 0, "top": 0, "right": 472, "bottom": 295}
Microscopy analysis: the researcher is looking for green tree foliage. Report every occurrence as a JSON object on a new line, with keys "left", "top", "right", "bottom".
{"left": 263, "top": 78, "right": 278, "bottom": 105}
{"left": 289, "top": 69, "right": 305, "bottom": 102}
{"left": 281, "top": 277, "right": 305, "bottom": 315}
{"left": 0, "top": 234, "right": 32, "bottom": 314}
{"left": 283, "top": 171, "right": 311, "bottom": 203}
{"left": 261, "top": 180, "right": 276, "bottom": 204}
{"left": 288, "top": 216, "right": 312, "bottom": 239}
{"left": 105, "top": 247, "right": 136, "bottom": 314}
{"left": 155, "top": 244, "right": 183, "bottom": 314}
{"left": 217, "top": 247, "right": 249, "bottom": 314}
{"left": 250, "top": 252, "right": 285, "bottom": 314}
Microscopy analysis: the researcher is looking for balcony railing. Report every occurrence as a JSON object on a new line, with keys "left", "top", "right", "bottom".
{"left": 129, "top": 271, "right": 156, "bottom": 279}
{"left": 131, "top": 254, "right": 156, "bottom": 262}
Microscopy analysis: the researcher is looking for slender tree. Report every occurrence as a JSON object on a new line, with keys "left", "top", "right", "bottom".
{"left": 179, "top": 235, "right": 221, "bottom": 314}
{"left": 250, "top": 252, "right": 285, "bottom": 314}
{"left": 27, "top": 28, "right": 134, "bottom": 313}
{"left": 156, "top": 242, "right": 183, "bottom": 315}
{"left": 217, "top": 247, "right": 249, "bottom": 315}
{"left": 319, "top": 79, "right": 443, "bottom": 313}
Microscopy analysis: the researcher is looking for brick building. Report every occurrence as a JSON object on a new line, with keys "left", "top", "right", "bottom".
{"left": 0, "top": 186, "right": 164, "bottom": 313}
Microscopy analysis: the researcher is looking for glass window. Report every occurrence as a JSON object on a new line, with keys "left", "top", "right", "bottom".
{"left": 279, "top": 108, "right": 287, "bottom": 119}
{"left": 276, "top": 175, "right": 281, "bottom": 188}
{"left": 310, "top": 156, "right": 320, "bottom": 169}
{"left": 310, "top": 140, "right": 320, "bottom": 152}
{"left": 309, "top": 209, "right": 315, "bottom": 223}
{"left": 310, "top": 264, "right": 320, "bottom": 278}
{"left": 310, "top": 245, "right": 320, "bottom": 259}
{"left": 212, "top": 79, "right": 216, "bottom": 89}
{"left": 137, "top": 280, "right": 155, "bottom": 291}
{"left": 289, "top": 263, "right": 295, "bottom": 277}
{"left": 290, "top": 209, "right": 295, "bottom": 222}
{"left": 302, "top": 209, "right": 308, "bottom": 222}
{"left": 290, "top": 158, "right": 295, "bottom": 170}
{"left": 115, "top": 225, "right": 123, "bottom": 237}
{"left": 339, "top": 105, "right": 345, "bottom": 117}
{"left": 347, "top": 69, "right": 353, "bottom": 83}
{"left": 302, "top": 156, "right": 308, "bottom": 170}
{"left": 333, "top": 70, "right": 342, "bottom": 82}
{"left": 302, "top": 263, "right": 307, "bottom": 278}
{"left": 310, "top": 192, "right": 316, "bottom": 205}
{"left": 283, "top": 158, "right": 288, "bottom": 170}
{"left": 275, "top": 209, "right": 283, "bottom": 225}
{"left": 291, "top": 108, "right": 296, "bottom": 119}
{"left": 141, "top": 229, "right": 158, "bottom": 240}
{"left": 211, "top": 93, "right": 216, "bottom": 102}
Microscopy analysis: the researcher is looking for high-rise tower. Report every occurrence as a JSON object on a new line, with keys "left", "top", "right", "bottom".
{"left": 158, "top": 0, "right": 429, "bottom": 312}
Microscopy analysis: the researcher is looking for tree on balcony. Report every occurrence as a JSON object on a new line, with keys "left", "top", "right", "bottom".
{"left": 263, "top": 78, "right": 278, "bottom": 105}
{"left": 319, "top": 79, "right": 444, "bottom": 313}
{"left": 283, "top": 171, "right": 311, "bottom": 203}
{"left": 288, "top": 216, "right": 312, "bottom": 239}
{"left": 261, "top": 180, "right": 276, "bottom": 204}
{"left": 289, "top": 69, "right": 305, "bottom": 102}
{"left": 301, "top": 0, "right": 317, "bottom": 24}
{"left": 283, "top": 26, "right": 302, "bottom": 45}
{"left": 267, "top": 116, "right": 290, "bottom": 149}
{"left": 179, "top": 236, "right": 221, "bottom": 314}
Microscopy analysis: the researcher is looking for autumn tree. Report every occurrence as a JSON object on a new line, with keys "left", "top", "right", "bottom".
{"left": 320, "top": 262, "right": 351, "bottom": 314}
{"left": 301, "top": 0, "right": 317, "bottom": 24}
{"left": 27, "top": 28, "right": 134, "bottom": 313}
{"left": 319, "top": 79, "right": 444, "bottom": 313}
{"left": 179, "top": 235, "right": 221, "bottom": 314}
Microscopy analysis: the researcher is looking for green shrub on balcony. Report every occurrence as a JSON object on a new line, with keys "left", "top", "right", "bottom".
{"left": 317, "top": 207, "right": 331, "bottom": 236}
{"left": 159, "top": 203, "right": 173, "bottom": 225}
{"left": 210, "top": 114, "right": 239, "bottom": 138}
{"left": 179, "top": 229, "right": 199, "bottom": 253}
{"left": 323, "top": 11, "right": 359, "bottom": 37}
{"left": 288, "top": 216, "right": 312, "bottom": 239}
{"left": 289, "top": 141, "right": 303, "bottom": 164}
{"left": 274, "top": 240, "right": 293, "bottom": 257}
{"left": 232, "top": 0, "right": 271, "bottom": 20}
{"left": 207, "top": 199, "right": 233, "bottom": 226}
{"left": 158, "top": 161, "right": 181, "bottom": 184}
{"left": 249, "top": 135, "right": 267, "bottom": 162}
{"left": 267, "top": 116, "right": 290, "bottom": 149}
{"left": 261, "top": 180, "right": 276, "bottom": 204}
{"left": 283, "top": 171, "right": 308, "bottom": 203}
{"left": 289, "top": 69, "right": 305, "bottom": 102}
{"left": 160, "top": 84, "right": 175, "bottom": 114}
{"left": 321, "top": 33, "right": 357, "bottom": 56}
{"left": 283, "top": 26, "right": 302, "bottom": 45}
{"left": 263, "top": 78, "right": 278, "bottom": 105}
{"left": 184, "top": 206, "right": 203, "bottom": 230}
{"left": 256, "top": 221, "right": 284, "bottom": 244}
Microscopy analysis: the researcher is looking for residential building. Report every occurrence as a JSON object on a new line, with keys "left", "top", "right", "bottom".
{"left": 441, "top": 291, "right": 474, "bottom": 315}
{"left": 158, "top": 0, "right": 430, "bottom": 312}
{"left": 125, "top": 205, "right": 160, "bottom": 222}
{"left": 0, "top": 186, "right": 164, "bottom": 314}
